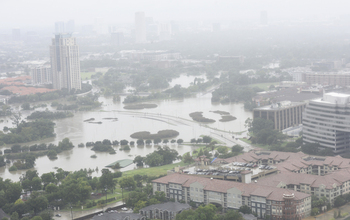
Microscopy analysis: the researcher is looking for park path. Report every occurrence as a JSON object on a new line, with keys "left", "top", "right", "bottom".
{"left": 52, "top": 201, "right": 125, "bottom": 220}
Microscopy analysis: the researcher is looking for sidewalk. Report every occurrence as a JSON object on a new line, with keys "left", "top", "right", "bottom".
{"left": 303, "top": 203, "right": 350, "bottom": 220}
{"left": 52, "top": 201, "right": 124, "bottom": 220}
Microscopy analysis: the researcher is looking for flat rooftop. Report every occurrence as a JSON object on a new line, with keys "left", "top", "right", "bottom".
{"left": 313, "top": 92, "right": 350, "bottom": 105}
{"left": 254, "top": 101, "right": 305, "bottom": 111}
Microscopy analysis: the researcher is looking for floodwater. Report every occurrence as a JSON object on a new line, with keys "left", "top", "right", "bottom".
{"left": 0, "top": 75, "right": 252, "bottom": 181}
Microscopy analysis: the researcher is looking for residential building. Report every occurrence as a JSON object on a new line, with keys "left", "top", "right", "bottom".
{"left": 152, "top": 173, "right": 311, "bottom": 219}
{"left": 224, "top": 150, "right": 350, "bottom": 204}
{"left": 50, "top": 33, "right": 81, "bottom": 91}
{"left": 303, "top": 92, "right": 350, "bottom": 153}
{"left": 253, "top": 101, "right": 306, "bottom": 131}
{"left": 135, "top": 12, "right": 146, "bottom": 43}
{"left": 92, "top": 212, "right": 145, "bottom": 220}
{"left": 139, "top": 202, "right": 190, "bottom": 220}
{"left": 31, "top": 66, "right": 52, "bottom": 85}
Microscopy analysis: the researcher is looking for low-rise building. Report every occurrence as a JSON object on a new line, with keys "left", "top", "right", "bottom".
{"left": 139, "top": 202, "right": 190, "bottom": 220}
{"left": 92, "top": 212, "right": 145, "bottom": 220}
{"left": 152, "top": 173, "right": 311, "bottom": 219}
{"left": 253, "top": 101, "right": 306, "bottom": 131}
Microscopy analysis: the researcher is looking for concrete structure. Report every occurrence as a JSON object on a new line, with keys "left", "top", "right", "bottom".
{"left": 92, "top": 212, "right": 145, "bottom": 220}
{"left": 303, "top": 92, "right": 350, "bottom": 153}
{"left": 302, "top": 72, "right": 350, "bottom": 87}
{"left": 135, "top": 12, "right": 146, "bottom": 43}
{"left": 50, "top": 33, "right": 81, "bottom": 91}
{"left": 153, "top": 173, "right": 311, "bottom": 219}
{"left": 31, "top": 66, "right": 52, "bottom": 85}
{"left": 139, "top": 202, "right": 190, "bottom": 220}
{"left": 253, "top": 101, "right": 306, "bottom": 131}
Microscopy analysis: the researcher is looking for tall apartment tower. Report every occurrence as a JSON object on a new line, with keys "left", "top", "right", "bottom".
{"left": 50, "top": 34, "right": 81, "bottom": 91}
{"left": 135, "top": 11, "right": 146, "bottom": 43}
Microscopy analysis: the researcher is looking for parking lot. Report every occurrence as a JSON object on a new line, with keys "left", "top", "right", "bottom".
{"left": 183, "top": 163, "right": 275, "bottom": 178}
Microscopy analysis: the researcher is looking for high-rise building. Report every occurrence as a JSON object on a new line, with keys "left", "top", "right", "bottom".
{"left": 303, "top": 92, "right": 350, "bottom": 153}
{"left": 31, "top": 66, "right": 52, "bottom": 85}
{"left": 12, "top": 28, "right": 21, "bottom": 41}
{"left": 135, "top": 11, "right": 146, "bottom": 43}
{"left": 50, "top": 34, "right": 81, "bottom": 91}
{"left": 260, "top": 11, "right": 268, "bottom": 25}
{"left": 55, "top": 21, "right": 65, "bottom": 33}
{"left": 111, "top": 32, "right": 124, "bottom": 46}
{"left": 66, "top": 20, "right": 75, "bottom": 33}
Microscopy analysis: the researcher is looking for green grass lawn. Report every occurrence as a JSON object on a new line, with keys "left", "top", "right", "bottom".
{"left": 122, "top": 161, "right": 188, "bottom": 177}
{"left": 81, "top": 72, "right": 97, "bottom": 80}
{"left": 249, "top": 82, "right": 279, "bottom": 91}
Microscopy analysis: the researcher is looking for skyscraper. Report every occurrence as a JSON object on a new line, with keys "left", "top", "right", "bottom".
{"left": 135, "top": 11, "right": 146, "bottom": 43}
{"left": 55, "top": 21, "right": 65, "bottom": 33}
{"left": 50, "top": 34, "right": 81, "bottom": 91}
{"left": 260, "top": 11, "right": 268, "bottom": 25}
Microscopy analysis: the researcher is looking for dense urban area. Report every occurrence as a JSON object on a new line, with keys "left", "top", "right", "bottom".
{"left": 2, "top": 2, "right": 350, "bottom": 220}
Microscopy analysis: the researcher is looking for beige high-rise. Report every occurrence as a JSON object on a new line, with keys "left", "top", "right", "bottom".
{"left": 50, "top": 34, "right": 81, "bottom": 91}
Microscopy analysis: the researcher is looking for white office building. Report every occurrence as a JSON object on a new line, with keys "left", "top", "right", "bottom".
{"left": 303, "top": 92, "right": 350, "bottom": 153}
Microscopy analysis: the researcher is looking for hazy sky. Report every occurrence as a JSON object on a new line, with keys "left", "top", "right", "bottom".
{"left": 1, "top": 0, "right": 350, "bottom": 28}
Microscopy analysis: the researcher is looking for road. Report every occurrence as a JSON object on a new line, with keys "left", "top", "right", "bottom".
{"left": 116, "top": 110, "right": 254, "bottom": 152}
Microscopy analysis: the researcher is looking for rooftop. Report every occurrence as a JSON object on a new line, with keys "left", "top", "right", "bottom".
{"left": 140, "top": 202, "right": 190, "bottom": 212}
{"left": 254, "top": 101, "right": 305, "bottom": 111}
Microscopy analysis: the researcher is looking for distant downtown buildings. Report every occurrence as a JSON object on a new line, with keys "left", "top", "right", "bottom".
{"left": 50, "top": 33, "right": 81, "bottom": 91}
{"left": 135, "top": 11, "right": 146, "bottom": 43}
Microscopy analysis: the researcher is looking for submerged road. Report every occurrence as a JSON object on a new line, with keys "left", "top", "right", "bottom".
{"left": 115, "top": 110, "right": 254, "bottom": 152}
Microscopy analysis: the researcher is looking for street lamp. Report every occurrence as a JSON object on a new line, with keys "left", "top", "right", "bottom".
{"left": 105, "top": 186, "right": 107, "bottom": 212}
{"left": 70, "top": 205, "right": 73, "bottom": 220}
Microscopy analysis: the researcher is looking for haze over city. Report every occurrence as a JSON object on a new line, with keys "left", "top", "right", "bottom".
{"left": 2, "top": 1, "right": 350, "bottom": 220}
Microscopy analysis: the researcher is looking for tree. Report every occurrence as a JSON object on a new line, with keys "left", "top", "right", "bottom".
{"left": 177, "top": 139, "right": 183, "bottom": 144}
{"left": 232, "top": 145, "right": 244, "bottom": 153}
{"left": 45, "top": 183, "right": 58, "bottom": 194}
{"left": 11, "top": 112, "right": 22, "bottom": 129}
{"left": 5, "top": 182, "right": 22, "bottom": 203}
{"left": 119, "top": 177, "right": 136, "bottom": 191}
{"left": 190, "top": 138, "right": 196, "bottom": 143}
{"left": 41, "top": 173, "right": 55, "bottom": 188}
{"left": 137, "top": 139, "right": 144, "bottom": 145}
{"left": 144, "top": 152, "right": 163, "bottom": 167}
{"left": 183, "top": 152, "right": 194, "bottom": 164}
{"left": 250, "top": 118, "right": 274, "bottom": 134}
{"left": 27, "top": 194, "right": 48, "bottom": 214}
{"left": 163, "top": 139, "right": 169, "bottom": 144}
{"left": 202, "top": 136, "right": 212, "bottom": 144}
{"left": 120, "top": 140, "right": 129, "bottom": 145}
{"left": 301, "top": 143, "right": 320, "bottom": 155}
{"left": 10, "top": 212, "right": 19, "bottom": 220}
{"left": 223, "top": 210, "right": 244, "bottom": 220}
{"left": 31, "top": 177, "right": 42, "bottom": 191}
{"left": 133, "top": 156, "right": 144, "bottom": 166}
{"left": 145, "top": 140, "right": 152, "bottom": 145}
{"left": 21, "top": 103, "right": 31, "bottom": 110}
{"left": 99, "top": 169, "right": 117, "bottom": 192}
{"left": 133, "top": 200, "right": 147, "bottom": 213}
{"left": 239, "top": 205, "right": 252, "bottom": 214}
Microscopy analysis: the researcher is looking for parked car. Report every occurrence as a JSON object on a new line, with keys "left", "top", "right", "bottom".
{"left": 121, "top": 207, "right": 128, "bottom": 211}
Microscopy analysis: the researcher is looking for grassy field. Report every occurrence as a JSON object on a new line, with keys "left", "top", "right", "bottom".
{"left": 249, "top": 82, "right": 279, "bottom": 91}
{"left": 122, "top": 161, "right": 188, "bottom": 177}
{"left": 81, "top": 72, "right": 97, "bottom": 80}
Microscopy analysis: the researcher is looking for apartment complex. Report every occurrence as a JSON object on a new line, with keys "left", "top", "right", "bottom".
{"left": 153, "top": 173, "right": 311, "bottom": 219}
{"left": 50, "top": 33, "right": 81, "bottom": 91}
{"left": 31, "top": 66, "right": 52, "bottom": 85}
{"left": 303, "top": 92, "right": 350, "bottom": 153}
{"left": 253, "top": 101, "right": 306, "bottom": 131}
{"left": 224, "top": 150, "right": 350, "bottom": 205}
